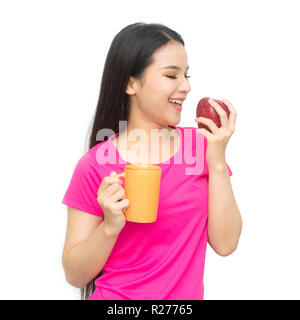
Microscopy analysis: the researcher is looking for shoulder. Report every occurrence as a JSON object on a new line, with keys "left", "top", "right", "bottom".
{"left": 74, "top": 140, "right": 109, "bottom": 178}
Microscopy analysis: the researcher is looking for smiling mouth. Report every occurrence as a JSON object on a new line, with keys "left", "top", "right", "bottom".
{"left": 168, "top": 98, "right": 183, "bottom": 106}
{"left": 168, "top": 100, "right": 182, "bottom": 111}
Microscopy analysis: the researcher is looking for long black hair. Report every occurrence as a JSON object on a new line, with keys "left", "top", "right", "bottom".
{"left": 88, "top": 22, "right": 185, "bottom": 150}
{"left": 81, "top": 22, "right": 185, "bottom": 300}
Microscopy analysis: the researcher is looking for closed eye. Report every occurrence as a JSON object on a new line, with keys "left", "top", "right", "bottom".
{"left": 166, "top": 75, "right": 191, "bottom": 79}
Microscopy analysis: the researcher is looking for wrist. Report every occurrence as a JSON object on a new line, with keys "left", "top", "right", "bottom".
{"left": 102, "top": 221, "right": 122, "bottom": 237}
{"left": 208, "top": 161, "right": 227, "bottom": 173}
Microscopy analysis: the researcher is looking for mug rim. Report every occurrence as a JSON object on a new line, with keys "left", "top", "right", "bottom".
{"left": 125, "top": 164, "right": 161, "bottom": 170}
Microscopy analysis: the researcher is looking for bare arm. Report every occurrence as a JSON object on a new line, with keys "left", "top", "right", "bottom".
{"left": 194, "top": 97, "right": 241, "bottom": 256}
{"left": 207, "top": 164, "right": 242, "bottom": 256}
{"left": 62, "top": 207, "right": 120, "bottom": 288}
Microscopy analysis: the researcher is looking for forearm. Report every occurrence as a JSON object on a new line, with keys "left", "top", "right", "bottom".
{"left": 63, "top": 222, "right": 120, "bottom": 288}
{"left": 207, "top": 163, "right": 242, "bottom": 256}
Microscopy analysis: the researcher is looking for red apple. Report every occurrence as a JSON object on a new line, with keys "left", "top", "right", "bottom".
{"left": 196, "top": 97, "right": 230, "bottom": 133}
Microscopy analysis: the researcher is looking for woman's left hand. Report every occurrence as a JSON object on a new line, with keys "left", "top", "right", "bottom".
{"left": 194, "top": 98, "right": 237, "bottom": 168}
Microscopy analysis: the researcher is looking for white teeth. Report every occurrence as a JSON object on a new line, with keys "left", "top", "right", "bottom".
{"left": 168, "top": 99, "right": 182, "bottom": 105}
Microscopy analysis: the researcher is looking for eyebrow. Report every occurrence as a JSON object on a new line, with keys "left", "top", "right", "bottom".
{"left": 160, "top": 65, "right": 189, "bottom": 71}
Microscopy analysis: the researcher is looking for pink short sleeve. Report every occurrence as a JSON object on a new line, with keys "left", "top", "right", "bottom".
{"left": 227, "top": 163, "right": 233, "bottom": 176}
{"left": 62, "top": 153, "right": 104, "bottom": 217}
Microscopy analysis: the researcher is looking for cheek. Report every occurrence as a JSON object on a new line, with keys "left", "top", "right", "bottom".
{"left": 139, "top": 77, "right": 173, "bottom": 108}
{"left": 143, "top": 87, "right": 165, "bottom": 105}
{"left": 152, "top": 78, "right": 173, "bottom": 99}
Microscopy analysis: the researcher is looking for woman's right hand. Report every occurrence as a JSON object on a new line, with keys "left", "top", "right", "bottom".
{"left": 97, "top": 171, "right": 129, "bottom": 235}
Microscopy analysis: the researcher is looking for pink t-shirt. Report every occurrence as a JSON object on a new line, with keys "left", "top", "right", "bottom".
{"left": 62, "top": 126, "right": 232, "bottom": 300}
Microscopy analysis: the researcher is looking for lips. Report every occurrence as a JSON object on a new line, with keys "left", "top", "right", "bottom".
{"left": 168, "top": 96, "right": 185, "bottom": 112}
{"left": 169, "top": 97, "right": 186, "bottom": 101}
{"left": 169, "top": 101, "right": 182, "bottom": 111}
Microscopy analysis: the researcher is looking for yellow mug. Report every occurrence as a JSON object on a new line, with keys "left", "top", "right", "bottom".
{"left": 116, "top": 164, "right": 161, "bottom": 223}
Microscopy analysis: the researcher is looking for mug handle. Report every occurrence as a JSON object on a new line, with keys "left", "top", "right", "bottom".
{"left": 116, "top": 172, "right": 125, "bottom": 178}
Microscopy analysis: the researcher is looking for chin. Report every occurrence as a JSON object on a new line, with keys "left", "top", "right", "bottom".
{"left": 168, "top": 121, "right": 180, "bottom": 128}
{"left": 171, "top": 117, "right": 181, "bottom": 125}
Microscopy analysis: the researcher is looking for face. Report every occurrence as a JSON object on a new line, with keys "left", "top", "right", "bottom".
{"left": 126, "top": 41, "right": 191, "bottom": 128}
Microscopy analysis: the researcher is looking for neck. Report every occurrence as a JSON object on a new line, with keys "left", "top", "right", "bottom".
{"left": 114, "top": 123, "right": 179, "bottom": 165}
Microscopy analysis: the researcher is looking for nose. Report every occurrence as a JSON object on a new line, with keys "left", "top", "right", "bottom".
{"left": 178, "top": 76, "right": 191, "bottom": 95}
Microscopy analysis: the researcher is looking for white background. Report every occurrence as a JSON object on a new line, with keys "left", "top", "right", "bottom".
{"left": 1, "top": 0, "right": 299, "bottom": 300}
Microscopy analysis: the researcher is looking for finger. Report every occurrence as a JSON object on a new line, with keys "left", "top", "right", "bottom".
{"left": 103, "top": 182, "right": 122, "bottom": 196}
{"left": 115, "top": 198, "right": 130, "bottom": 210}
{"left": 110, "top": 171, "right": 123, "bottom": 185}
{"left": 98, "top": 176, "right": 122, "bottom": 195}
{"left": 222, "top": 98, "right": 237, "bottom": 130}
{"left": 110, "top": 188, "right": 126, "bottom": 202}
{"left": 208, "top": 98, "right": 229, "bottom": 128}
{"left": 196, "top": 127, "right": 214, "bottom": 140}
{"left": 105, "top": 172, "right": 123, "bottom": 184}
{"left": 222, "top": 98, "right": 237, "bottom": 114}
{"left": 195, "top": 117, "right": 219, "bottom": 134}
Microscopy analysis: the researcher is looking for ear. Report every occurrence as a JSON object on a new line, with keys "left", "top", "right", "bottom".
{"left": 125, "top": 76, "right": 138, "bottom": 95}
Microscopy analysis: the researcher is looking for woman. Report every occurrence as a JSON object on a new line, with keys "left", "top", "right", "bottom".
{"left": 61, "top": 22, "right": 242, "bottom": 300}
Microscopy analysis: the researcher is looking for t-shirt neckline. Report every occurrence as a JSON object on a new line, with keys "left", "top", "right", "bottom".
{"left": 108, "top": 126, "right": 182, "bottom": 166}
